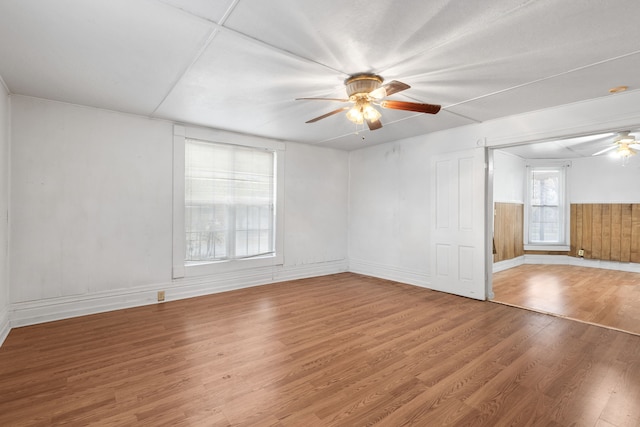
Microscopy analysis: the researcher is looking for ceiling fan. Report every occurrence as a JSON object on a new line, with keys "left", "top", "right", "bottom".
{"left": 592, "top": 131, "right": 640, "bottom": 158}
{"left": 297, "top": 73, "right": 441, "bottom": 131}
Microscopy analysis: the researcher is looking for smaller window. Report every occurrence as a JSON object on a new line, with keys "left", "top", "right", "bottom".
{"left": 525, "top": 163, "right": 569, "bottom": 247}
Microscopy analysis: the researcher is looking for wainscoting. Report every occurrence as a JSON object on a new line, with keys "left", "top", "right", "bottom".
{"left": 493, "top": 202, "right": 524, "bottom": 263}
{"left": 495, "top": 202, "right": 640, "bottom": 265}
{"left": 570, "top": 203, "right": 640, "bottom": 262}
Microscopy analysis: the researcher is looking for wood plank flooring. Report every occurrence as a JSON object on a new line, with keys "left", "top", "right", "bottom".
{"left": 492, "top": 264, "right": 640, "bottom": 336}
{"left": 1, "top": 272, "right": 639, "bottom": 426}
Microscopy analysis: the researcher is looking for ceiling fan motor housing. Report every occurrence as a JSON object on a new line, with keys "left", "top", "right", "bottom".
{"left": 345, "top": 74, "right": 383, "bottom": 97}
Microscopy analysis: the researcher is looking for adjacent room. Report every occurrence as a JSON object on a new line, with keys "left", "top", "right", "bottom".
{"left": 492, "top": 133, "right": 640, "bottom": 335}
{"left": 1, "top": 1, "right": 639, "bottom": 425}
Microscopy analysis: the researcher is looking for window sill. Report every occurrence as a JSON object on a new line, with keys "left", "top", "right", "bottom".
{"left": 183, "top": 253, "right": 283, "bottom": 277}
{"left": 524, "top": 244, "right": 570, "bottom": 251}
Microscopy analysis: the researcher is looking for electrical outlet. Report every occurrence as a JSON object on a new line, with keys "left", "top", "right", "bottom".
{"left": 578, "top": 249, "right": 584, "bottom": 257}
{"left": 157, "top": 291, "right": 165, "bottom": 302}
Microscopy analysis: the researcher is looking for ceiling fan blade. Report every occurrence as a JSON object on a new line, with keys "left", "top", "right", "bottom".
{"left": 380, "top": 100, "right": 441, "bottom": 114}
{"left": 305, "top": 107, "right": 350, "bottom": 123}
{"left": 366, "top": 118, "right": 382, "bottom": 131}
{"left": 369, "top": 80, "right": 411, "bottom": 99}
{"left": 296, "top": 97, "right": 350, "bottom": 102}
{"left": 592, "top": 145, "right": 618, "bottom": 156}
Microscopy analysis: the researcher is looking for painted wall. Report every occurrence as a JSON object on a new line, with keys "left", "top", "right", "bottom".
{"left": 493, "top": 150, "right": 525, "bottom": 203}
{"left": 9, "top": 96, "right": 348, "bottom": 326}
{"left": 493, "top": 148, "right": 639, "bottom": 204}
{"left": 570, "top": 155, "right": 640, "bottom": 203}
{"left": 283, "top": 142, "right": 348, "bottom": 267}
{"left": 348, "top": 132, "right": 481, "bottom": 286}
{"left": 348, "top": 141, "right": 432, "bottom": 282}
{"left": 11, "top": 97, "right": 174, "bottom": 304}
{"left": 0, "top": 81, "right": 9, "bottom": 345}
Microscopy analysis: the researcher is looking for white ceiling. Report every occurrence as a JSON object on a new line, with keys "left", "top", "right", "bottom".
{"left": 496, "top": 129, "right": 640, "bottom": 160}
{"left": 1, "top": 0, "right": 640, "bottom": 151}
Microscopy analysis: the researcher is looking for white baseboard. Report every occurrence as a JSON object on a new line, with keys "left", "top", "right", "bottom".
{"left": 564, "top": 256, "right": 640, "bottom": 272}
{"left": 348, "top": 258, "right": 431, "bottom": 288}
{"left": 524, "top": 254, "right": 573, "bottom": 265}
{"left": 0, "top": 305, "right": 9, "bottom": 347}
{"left": 9, "top": 260, "right": 348, "bottom": 329}
{"left": 492, "top": 256, "right": 525, "bottom": 273}
{"left": 494, "top": 254, "right": 640, "bottom": 273}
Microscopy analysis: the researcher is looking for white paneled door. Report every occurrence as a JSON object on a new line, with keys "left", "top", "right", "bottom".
{"left": 431, "top": 147, "right": 486, "bottom": 300}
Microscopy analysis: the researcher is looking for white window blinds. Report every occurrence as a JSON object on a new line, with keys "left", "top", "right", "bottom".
{"left": 527, "top": 165, "right": 567, "bottom": 244}
{"left": 185, "top": 139, "right": 276, "bottom": 262}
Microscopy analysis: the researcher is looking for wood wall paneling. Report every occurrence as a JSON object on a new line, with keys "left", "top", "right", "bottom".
{"left": 570, "top": 203, "right": 640, "bottom": 263}
{"left": 582, "top": 204, "right": 593, "bottom": 258}
{"left": 601, "top": 204, "right": 611, "bottom": 261}
{"left": 570, "top": 204, "right": 577, "bottom": 257}
{"left": 591, "top": 204, "right": 602, "bottom": 260}
{"left": 610, "top": 204, "right": 622, "bottom": 261}
{"left": 493, "top": 202, "right": 524, "bottom": 263}
{"left": 631, "top": 205, "right": 640, "bottom": 263}
{"left": 621, "top": 204, "right": 632, "bottom": 262}
{"left": 494, "top": 203, "right": 639, "bottom": 264}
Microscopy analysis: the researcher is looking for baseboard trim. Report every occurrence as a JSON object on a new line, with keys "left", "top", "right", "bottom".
{"left": 9, "top": 260, "right": 348, "bottom": 329}
{"left": 493, "top": 256, "right": 525, "bottom": 273}
{"left": 494, "top": 254, "right": 640, "bottom": 273}
{"left": 348, "top": 259, "right": 431, "bottom": 288}
{"left": 0, "top": 305, "right": 10, "bottom": 347}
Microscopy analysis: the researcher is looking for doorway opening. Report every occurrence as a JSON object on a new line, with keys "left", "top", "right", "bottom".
{"left": 488, "top": 130, "right": 640, "bottom": 336}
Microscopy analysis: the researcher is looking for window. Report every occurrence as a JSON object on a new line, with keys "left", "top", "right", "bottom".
{"left": 172, "top": 125, "right": 284, "bottom": 278}
{"left": 525, "top": 163, "right": 569, "bottom": 248}
{"left": 185, "top": 140, "right": 275, "bottom": 262}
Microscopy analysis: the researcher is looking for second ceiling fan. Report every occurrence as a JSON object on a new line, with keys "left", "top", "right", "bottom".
{"left": 297, "top": 73, "right": 441, "bottom": 131}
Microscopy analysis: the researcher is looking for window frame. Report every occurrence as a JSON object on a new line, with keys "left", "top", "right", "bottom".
{"left": 523, "top": 161, "right": 571, "bottom": 251}
{"left": 172, "top": 125, "right": 284, "bottom": 279}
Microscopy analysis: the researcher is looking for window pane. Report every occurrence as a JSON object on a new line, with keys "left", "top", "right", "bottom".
{"left": 185, "top": 140, "right": 275, "bottom": 262}
{"left": 530, "top": 206, "right": 559, "bottom": 242}
{"left": 528, "top": 166, "right": 565, "bottom": 244}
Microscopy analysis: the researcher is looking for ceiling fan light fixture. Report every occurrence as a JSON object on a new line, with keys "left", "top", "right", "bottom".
{"left": 345, "top": 74, "right": 383, "bottom": 97}
{"left": 346, "top": 106, "right": 364, "bottom": 124}
{"left": 616, "top": 143, "right": 636, "bottom": 158}
{"left": 299, "top": 72, "right": 440, "bottom": 131}
{"left": 363, "top": 104, "right": 381, "bottom": 122}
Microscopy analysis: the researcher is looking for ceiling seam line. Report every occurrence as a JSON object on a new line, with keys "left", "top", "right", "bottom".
{"left": 149, "top": 0, "right": 248, "bottom": 117}
{"left": 0, "top": 75, "right": 10, "bottom": 95}
{"left": 445, "top": 49, "right": 640, "bottom": 109}
{"left": 209, "top": 21, "right": 346, "bottom": 76}
{"left": 377, "top": 0, "right": 539, "bottom": 75}
{"left": 157, "top": 0, "right": 346, "bottom": 76}
{"left": 150, "top": 27, "right": 220, "bottom": 117}
{"left": 217, "top": 0, "right": 241, "bottom": 25}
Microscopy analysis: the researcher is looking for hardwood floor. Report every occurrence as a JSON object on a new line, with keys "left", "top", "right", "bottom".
{"left": 1, "top": 272, "right": 639, "bottom": 426}
{"left": 492, "top": 264, "right": 640, "bottom": 336}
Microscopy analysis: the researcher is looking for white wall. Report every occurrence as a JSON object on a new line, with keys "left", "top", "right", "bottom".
{"left": 493, "top": 150, "right": 525, "bottom": 203}
{"left": 283, "top": 142, "right": 348, "bottom": 267}
{"left": 9, "top": 96, "right": 348, "bottom": 326}
{"left": 493, "top": 147, "right": 640, "bottom": 204}
{"left": 348, "top": 140, "right": 433, "bottom": 284}
{"left": 348, "top": 131, "right": 483, "bottom": 286}
{"left": 570, "top": 155, "right": 640, "bottom": 203}
{"left": 0, "top": 80, "right": 9, "bottom": 345}
{"left": 11, "top": 97, "right": 173, "bottom": 305}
